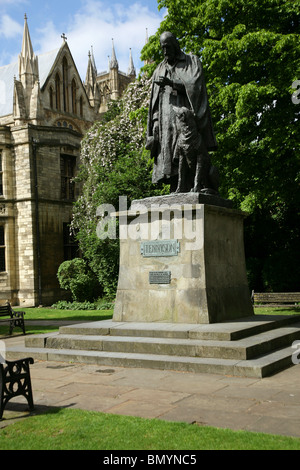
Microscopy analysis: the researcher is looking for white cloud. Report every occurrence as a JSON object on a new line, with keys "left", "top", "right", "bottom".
{"left": 35, "top": 0, "right": 164, "bottom": 79}
{"left": 0, "top": 14, "right": 23, "bottom": 39}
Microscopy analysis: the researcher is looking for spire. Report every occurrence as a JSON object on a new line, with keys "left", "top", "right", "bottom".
{"left": 110, "top": 39, "right": 118, "bottom": 69}
{"left": 15, "top": 14, "right": 41, "bottom": 123}
{"left": 85, "top": 50, "right": 97, "bottom": 87}
{"left": 21, "top": 14, "right": 34, "bottom": 62}
{"left": 84, "top": 50, "right": 100, "bottom": 111}
{"left": 144, "top": 28, "right": 152, "bottom": 66}
{"left": 91, "top": 46, "right": 97, "bottom": 76}
{"left": 19, "top": 14, "right": 39, "bottom": 82}
{"left": 127, "top": 48, "right": 136, "bottom": 77}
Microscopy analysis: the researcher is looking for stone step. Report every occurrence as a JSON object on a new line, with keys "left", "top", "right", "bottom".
{"left": 5, "top": 315, "right": 300, "bottom": 378}
{"left": 58, "top": 315, "right": 300, "bottom": 341}
{"left": 5, "top": 343, "right": 296, "bottom": 378}
{"left": 24, "top": 323, "right": 300, "bottom": 361}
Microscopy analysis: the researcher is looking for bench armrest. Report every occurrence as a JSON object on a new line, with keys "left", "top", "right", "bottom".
{"left": 4, "top": 357, "right": 34, "bottom": 367}
{"left": 11, "top": 309, "right": 26, "bottom": 319}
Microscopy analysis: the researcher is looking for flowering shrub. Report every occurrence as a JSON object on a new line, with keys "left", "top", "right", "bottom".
{"left": 71, "top": 75, "right": 164, "bottom": 297}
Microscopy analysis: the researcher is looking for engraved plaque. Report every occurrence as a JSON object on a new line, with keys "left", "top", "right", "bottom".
{"left": 149, "top": 271, "right": 171, "bottom": 284}
{"left": 141, "top": 240, "right": 180, "bottom": 257}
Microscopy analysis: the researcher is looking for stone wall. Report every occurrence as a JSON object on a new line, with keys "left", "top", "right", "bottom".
{"left": 0, "top": 123, "right": 82, "bottom": 306}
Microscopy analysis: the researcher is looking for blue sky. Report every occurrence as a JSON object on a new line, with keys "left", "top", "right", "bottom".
{"left": 0, "top": 0, "right": 166, "bottom": 78}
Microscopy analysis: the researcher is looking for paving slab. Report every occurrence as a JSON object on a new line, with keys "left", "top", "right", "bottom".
{"left": 1, "top": 334, "right": 300, "bottom": 439}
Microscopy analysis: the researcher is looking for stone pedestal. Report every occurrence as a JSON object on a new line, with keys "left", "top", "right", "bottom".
{"left": 113, "top": 195, "right": 254, "bottom": 324}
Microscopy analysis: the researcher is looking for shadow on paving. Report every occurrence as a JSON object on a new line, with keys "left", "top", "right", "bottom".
{"left": 0, "top": 401, "right": 74, "bottom": 429}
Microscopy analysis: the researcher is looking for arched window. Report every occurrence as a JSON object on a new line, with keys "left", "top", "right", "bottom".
{"left": 55, "top": 73, "right": 61, "bottom": 110}
{"left": 62, "top": 57, "right": 69, "bottom": 112}
{"left": 0, "top": 225, "right": 5, "bottom": 272}
{"left": 49, "top": 86, "right": 54, "bottom": 109}
{"left": 0, "top": 150, "right": 3, "bottom": 197}
{"left": 79, "top": 96, "right": 83, "bottom": 117}
{"left": 71, "top": 79, "right": 77, "bottom": 114}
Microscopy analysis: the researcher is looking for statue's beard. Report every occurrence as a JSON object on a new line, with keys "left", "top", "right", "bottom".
{"left": 165, "top": 56, "right": 175, "bottom": 65}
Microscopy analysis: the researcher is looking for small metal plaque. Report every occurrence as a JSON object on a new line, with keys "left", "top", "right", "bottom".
{"left": 149, "top": 271, "right": 171, "bottom": 285}
{"left": 141, "top": 240, "right": 180, "bottom": 258}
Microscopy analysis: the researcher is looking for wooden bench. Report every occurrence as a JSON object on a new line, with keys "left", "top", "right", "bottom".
{"left": 0, "top": 302, "right": 26, "bottom": 335}
{"left": 0, "top": 357, "right": 34, "bottom": 419}
{"left": 251, "top": 291, "right": 300, "bottom": 307}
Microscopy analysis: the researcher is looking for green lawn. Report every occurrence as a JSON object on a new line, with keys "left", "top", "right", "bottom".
{"left": 0, "top": 305, "right": 300, "bottom": 450}
{"left": 1, "top": 407, "right": 300, "bottom": 450}
{"left": 13, "top": 306, "right": 114, "bottom": 321}
{"left": 254, "top": 306, "right": 300, "bottom": 316}
{"left": 0, "top": 307, "right": 113, "bottom": 336}
{"left": 0, "top": 305, "right": 298, "bottom": 336}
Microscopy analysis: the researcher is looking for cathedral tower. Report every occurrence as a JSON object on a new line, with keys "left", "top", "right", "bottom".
{"left": 14, "top": 14, "right": 42, "bottom": 124}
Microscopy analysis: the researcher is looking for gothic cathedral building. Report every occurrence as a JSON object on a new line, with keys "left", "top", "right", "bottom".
{"left": 0, "top": 16, "right": 136, "bottom": 306}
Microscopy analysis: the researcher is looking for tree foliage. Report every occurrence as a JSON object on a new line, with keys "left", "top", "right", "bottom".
{"left": 57, "top": 258, "right": 99, "bottom": 302}
{"left": 141, "top": 0, "right": 300, "bottom": 291}
{"left": 73, "top": 0, "right": 299, "bottom": 296}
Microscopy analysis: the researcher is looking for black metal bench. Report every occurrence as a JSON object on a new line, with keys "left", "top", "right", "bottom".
{"left": 251, "top": 291, "right": 300, "bottom": 307}
{"left": 0, "top": 357, "right": 34, "bottom": 419}
{"left": 0, "top": 302, "right": 26, "bottom": 335}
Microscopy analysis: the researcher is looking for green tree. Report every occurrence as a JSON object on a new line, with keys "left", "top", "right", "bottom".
{"left": 57, "top": 258, "right": 99, "bottom": 302}
{"left": 142, "top": 0, "right": 300, "bottom": 291}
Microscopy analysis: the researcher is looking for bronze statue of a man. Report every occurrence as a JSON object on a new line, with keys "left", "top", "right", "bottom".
{"left": 146, "top": 32, "right": 218, "bottom": 194}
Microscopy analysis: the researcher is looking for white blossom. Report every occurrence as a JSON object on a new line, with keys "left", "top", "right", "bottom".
{"left": 71, "top": 74, "right": 152, "bottom": 233}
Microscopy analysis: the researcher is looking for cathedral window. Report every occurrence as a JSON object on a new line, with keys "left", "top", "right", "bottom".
{"left": 49, "top": 86, "right": 54, "bottom": 109}
{"left": 63, "top": 222, "right": 78, "bottom": 260}
{"left": 79, "top": 96, "right": 83, "bottom": 117}
{"left": 0, "top": 226, "right": 5, "bottom": 272}
{"left": 62, "top": 57, "right": 69, "bottom": 112}
{"left": 0, "top": 151, "right": 3, "bottom": 196}
{"left": 60, "top": 154, "right": 75, "bottom": 200}
{"left": 55, "top": 74, "right": 61, "bottom": 110}
{"left": 71, "top": 79, "right": 77, "bottom": 114}
{"left": 57, "top": 120, "right": 74, "bottom": 130}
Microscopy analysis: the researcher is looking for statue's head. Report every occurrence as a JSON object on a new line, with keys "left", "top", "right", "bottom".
{"left": 160, "top": 32, "right": 181, "bottom": 64}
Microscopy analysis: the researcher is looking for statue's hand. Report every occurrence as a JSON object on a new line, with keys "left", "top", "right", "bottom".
{"left": 154, "top": 76, "right": 173, "bottom": 88}
{"left": 153, "top": 121, "right": 159, "bottom": 140}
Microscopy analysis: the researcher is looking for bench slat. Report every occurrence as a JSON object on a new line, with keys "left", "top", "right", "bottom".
{"left": 0, "top": 306, "right": 11, "bottom": 317}
{"left": 0, "top": 302, "right": 26, "bottom": 334}
{"left": 252, "top": 292, "right": 300, "bottom": 304}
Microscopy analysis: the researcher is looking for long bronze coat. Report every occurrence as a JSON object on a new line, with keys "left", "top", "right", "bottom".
{"left": 147, "top": 51, "right": 217, "bottom": 185}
